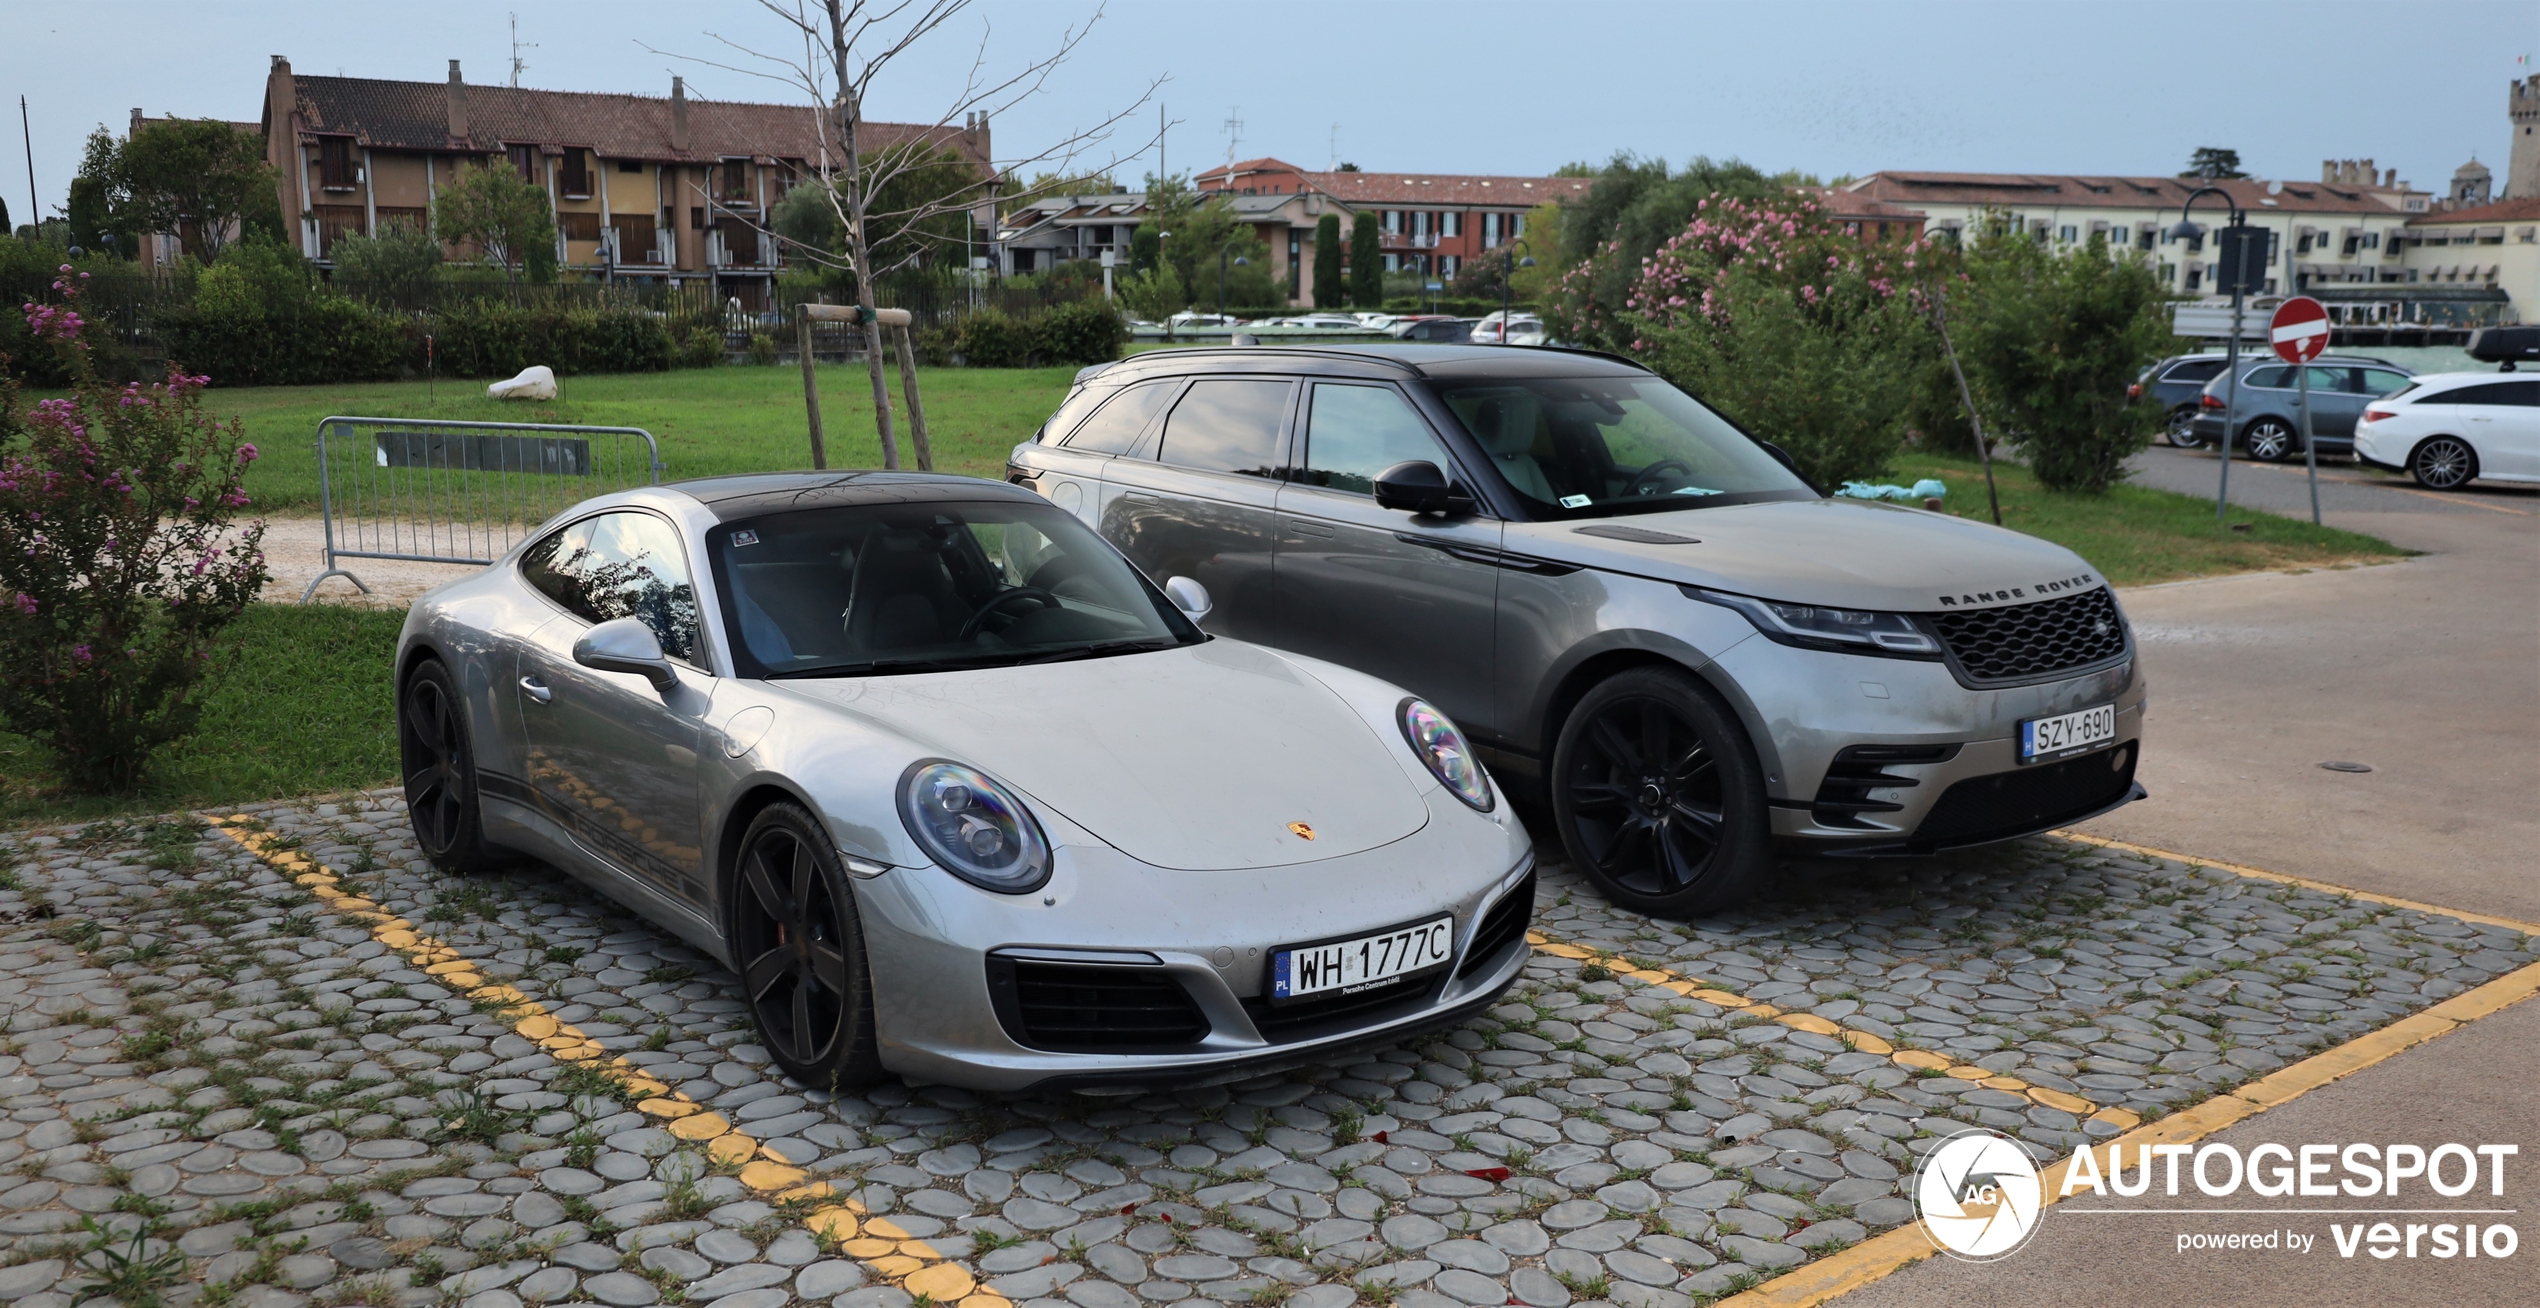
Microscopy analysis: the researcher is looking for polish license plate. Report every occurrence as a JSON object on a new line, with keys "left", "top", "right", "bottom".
{"left": 1271, "top": 916, "right": 1456, "bottom": 1004}
{"left": 2020, "top": 703, "right": 2117, "bottom": 764}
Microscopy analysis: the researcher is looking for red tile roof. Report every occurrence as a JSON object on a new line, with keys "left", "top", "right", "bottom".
{"left": 2407, "top": 196, "right": 2540, "bottom": 226}
{"left": 1296, "top": 171, "right": 1591, "bottom": 208}
{"left": 276, "top": 74, "right": 989, "bottom": 171}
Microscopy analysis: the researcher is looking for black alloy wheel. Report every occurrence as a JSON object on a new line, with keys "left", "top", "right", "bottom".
{"left": 2244, "top": 418, "right": 2298, "bottom": 463}
{"left": 1551, "top": 667, "right": 1771, "bottom": 917}
{"left": 2165, "top": 407, "right": 2205, "bottom": 449}
{"left": 730, "top": 802, "right": 882, "bottom": 1088}
{"left": 2409, "top": 436, "right": 2477, "bottom": 490}
{"left": 399, "top": 658, "right": 499, "bottom": 875}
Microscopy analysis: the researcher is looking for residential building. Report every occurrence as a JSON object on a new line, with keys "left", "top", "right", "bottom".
{"left": 997, "top": 191, "right": 1148, "bottom": 273}
{"left": 1840, "top": 168, "right": 2429, "bottom": 299}
{"left": 257, "top": 56, "right": 995, "bottom": 308}
{"left": 1197, "top": 158, "right": 1593, "bottom": 305}
{"left": 2387, "top": 197, "right": 2537, "bottom": 324}
{"left": 124, "top": 111, "right": 261, "bottom": 271}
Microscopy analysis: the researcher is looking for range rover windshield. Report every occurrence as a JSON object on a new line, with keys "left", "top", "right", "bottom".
{"left": 709, "top": 501, "right": 1202, "bottom": 679}
{"left": 1435, "top": 377, "right": 1815, "bottom": 517}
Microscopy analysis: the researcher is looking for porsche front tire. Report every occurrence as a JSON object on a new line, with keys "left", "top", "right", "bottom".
{"left": 729, "top": 802, "right": 885, "bottom": 1090}
{"left": 400, "top": 657, "right": 502, "bottom": 876}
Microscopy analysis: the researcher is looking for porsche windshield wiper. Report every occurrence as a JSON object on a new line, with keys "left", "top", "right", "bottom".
{"left": 1019, "top": 637, "right": 1184, "bottom": 665}
{"left": 766, "top": 653, "right": 1011, "bottom": 679}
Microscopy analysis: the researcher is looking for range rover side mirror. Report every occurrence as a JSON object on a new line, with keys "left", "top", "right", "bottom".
{"left": 574, "top": 616, "right": 678, "bottom": 693}
{"left": 1163, "top": 576, "right": 1212, "bottom": 624}
{"left": 1374, "top": 460, "right": 1460, "bottom": 515}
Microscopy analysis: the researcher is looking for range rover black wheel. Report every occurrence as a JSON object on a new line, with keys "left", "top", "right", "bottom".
{"left": 399, "top": 657, "right": 501, "bottom": 875}
{"left": 729, "top": 802, "right": 884, "bottom": 1090}
{"left": 1551, "top": 667, "right": 1772, "bottom": 918}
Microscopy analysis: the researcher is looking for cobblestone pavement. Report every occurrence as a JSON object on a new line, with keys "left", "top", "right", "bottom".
{"left": 0, "top": 792, "right": 2528, "bottom": 1308}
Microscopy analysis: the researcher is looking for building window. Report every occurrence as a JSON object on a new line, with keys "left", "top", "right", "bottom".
{"left": 1443, "top": 212, "right": 1461, "bottom": 238}
{"left": 318, "top": 137, "right": 357, "bottom": 190}
{"left": 718, "top": 160, "right": 751, "bottom": 204}
{"left": 618, "top": 158, "right": 644, "bottom": 174}
{"left": 507, "top": 144, "right": 540, "bottom": 184}
{"left": 559, "top": 212, "right": 602, "bottom": 243}
{"left": 1441, "top": 255, "right": 1459, "bottom": 275}
{"left": 1384, "top": 211, "right": 1402, "bottom": 234}
{"left": 691, "top": 206, "right": 706, "bottom": 231}
{"left": 2058, "top": 225, "right": 2077, "bottom": 243}
{"left": 560, "top": 148, "right": 593, "bottom": 199}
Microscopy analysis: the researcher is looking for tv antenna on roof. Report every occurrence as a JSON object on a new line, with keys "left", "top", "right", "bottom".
{"left": 1222, "top": 105, "right": 1243, "bottom": 184}
{"left": 508, "top": 13, "right": 537, "bottom": 87}
{"left": 1328, "top": 123, "right": 1340, "bottom": 173}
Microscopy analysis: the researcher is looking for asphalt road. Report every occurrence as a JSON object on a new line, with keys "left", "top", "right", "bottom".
{"left": 1835, "top": 444, "right": 2540, "bottom": 1308}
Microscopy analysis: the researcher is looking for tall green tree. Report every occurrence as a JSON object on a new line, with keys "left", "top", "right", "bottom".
{"left": 1312, "top": 212, "right": 1343, "bottom": 308}
{"left": 2181, "top": 147, "right": 2248, "bottom": 181}
{"left": 1349, "top": 212, "right": 1382, "bottom": 309}
{"left": 433, "top": 160, "right": 557, "bottom": 292}
{"left": 78, "top": 120, "right": 278, "bottom": 264}
{"left": 328, "top": 217, "right": 443, "bottom": 305}
{"left": 1951, "top": 217, "right": 2173, "bottom": 493}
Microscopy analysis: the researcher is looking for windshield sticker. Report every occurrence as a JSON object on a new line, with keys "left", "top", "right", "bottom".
{"left": 730, "top": 530, "right": 760, "bottom": 547}
{"left": 1671, "top": 486, "right": 1723, "bottom": 496}
{"left": 1560, "top": 494, "right": 1594, "bottom": 508}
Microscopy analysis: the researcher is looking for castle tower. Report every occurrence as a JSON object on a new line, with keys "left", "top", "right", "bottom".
{"left": 2512, "top": 76, "right": 2540, "bottom": 199}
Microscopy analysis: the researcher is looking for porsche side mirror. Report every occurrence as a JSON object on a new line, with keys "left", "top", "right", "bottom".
{"left": 575, "top": 617, "right": 678, "bottom": 692}
{"left": 1164, "top": 576, "right": 1212, "bottom": 625}
{"left": 1374, "top": 460, "right": 1462, "bottom": 515}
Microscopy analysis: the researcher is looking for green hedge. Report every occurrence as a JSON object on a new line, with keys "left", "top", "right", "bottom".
{"left": 154, "top": 299, "right": 685, "bottom": 387}
{"left": 914, "top": 301, "right": 1128, "bottom": 369}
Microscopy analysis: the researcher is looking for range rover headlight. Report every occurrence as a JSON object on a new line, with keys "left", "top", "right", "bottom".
{"left": 897, "top": 760, "right": 1052, "bottom": 894}
{"left": 1400, "top": 698, "right": 1494, "bottom": 812}
{"left": 1689, "top": 588, "right": 1941, "bottom": 658}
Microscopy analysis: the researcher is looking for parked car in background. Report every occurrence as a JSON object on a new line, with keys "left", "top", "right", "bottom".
{"left": 1352, "top": 313, "right": 1403, "bottom": 330}
{"left": 2187, "top": 356, "right": 2416, "bottom": 461}
{"left": 1008, "top": 345, "right": 2145, "bottom": 917}
{"left": 1267, "top": 314, "right": 1366, "bottom": 331}
{"left": 2136, "top": 353, "right": 2236, "bottom": 447}
{"left": 2353, "top": 372, "right": 2540, "bottom": 488}
{"left": 1472, "top": 312, "right": 1546, "bottom": 346}
{"left": 1169, "top": 311, "right": 1246, "bottom": 328}
{"left": 1391, "top": 318, "right": 1476, "bottom": 343}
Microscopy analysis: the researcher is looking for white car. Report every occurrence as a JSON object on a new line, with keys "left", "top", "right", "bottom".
{"left": 2351, "top": 371, "right": 2540, "bottom": 488}
{"left": 1471, "top": 311, "right": 1545, "bottom": 346}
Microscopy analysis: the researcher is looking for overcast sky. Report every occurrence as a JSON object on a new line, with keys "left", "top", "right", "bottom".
{"left": 7, "top": 0, "right": 2533, "bottom": 221}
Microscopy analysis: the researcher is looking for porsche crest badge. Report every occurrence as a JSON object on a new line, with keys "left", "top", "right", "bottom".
{"left": 1287, "top": 822, "right": 1316, "bottom": 840}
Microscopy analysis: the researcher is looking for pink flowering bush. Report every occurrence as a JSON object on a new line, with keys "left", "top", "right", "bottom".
{"left": 0, "top": 267, "right": 270, "bottom": 793}
{"left": 1542, "top": 194, "right": 1940, "bottom": 486}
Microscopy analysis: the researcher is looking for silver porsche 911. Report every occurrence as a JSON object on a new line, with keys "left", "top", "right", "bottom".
{"left": 393, "top": 472, "right": 1535, "bottom": 1092}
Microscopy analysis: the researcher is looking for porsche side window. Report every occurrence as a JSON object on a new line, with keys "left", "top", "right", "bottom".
{"left": 1063, "top": 381, "right": 1177, "bottom": 455}
{"left": 1157, "top": 379, "right": 1291, "bottom": 477}
{"left": 522, "top": 511, "right": 701, "bottom": 662}
{"left": 1300, "top": 383, "right": 1449, "bottom": 494}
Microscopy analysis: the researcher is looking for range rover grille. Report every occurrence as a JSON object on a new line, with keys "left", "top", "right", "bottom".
{"left": 1927, "top": 588, "right": 2128, "bottom": 685}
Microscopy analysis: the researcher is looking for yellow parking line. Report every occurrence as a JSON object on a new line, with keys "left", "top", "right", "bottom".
{"left": 208, "top": 817, "right": 1006, "bottom": 1308}
{"left": 1524, "top": 933, "right": 2130, "bottom": 1130}
{"left": 1714, "top": 955, "right": 2540, "bottom": 1307}
{"left": 2047, "top": 829, "right": 2540, "bottom": 936}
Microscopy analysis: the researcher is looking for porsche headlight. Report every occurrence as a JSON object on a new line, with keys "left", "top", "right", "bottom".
{"left": 1399, "top": 698, "right": 1494, "bottom": 812}
{"left": 1689, "top": 588, "right": 1940, "bottom": 658}
{"left": 897, "top": 760, "right": 1052, "bottom": 894}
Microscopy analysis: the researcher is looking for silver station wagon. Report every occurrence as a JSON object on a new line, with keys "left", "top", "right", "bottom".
{"left": 1008, "top": 345, "right": 2147, "bottom": 916}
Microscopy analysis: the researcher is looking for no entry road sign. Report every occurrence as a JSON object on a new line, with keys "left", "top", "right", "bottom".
{"left": 2271, "top": 296, "right": 2330, "bottom": 364}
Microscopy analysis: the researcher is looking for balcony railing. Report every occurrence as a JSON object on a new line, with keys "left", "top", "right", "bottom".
{"left": 1380, "top": 232, "right": 1441, "bottom": 250}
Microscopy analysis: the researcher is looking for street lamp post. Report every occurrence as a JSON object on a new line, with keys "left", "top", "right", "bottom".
{"left": 1498, "top": 236, "right": 1536, "bottom": 345}
{"left": 1219, "top": 249, "right": 1247, "bottom": 325}
{"left": 2168, "top": 186, "right": 2256, "bottom": 522}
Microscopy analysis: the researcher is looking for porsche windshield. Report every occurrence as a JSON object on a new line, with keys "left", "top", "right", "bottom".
{"left": 1435, "top": 377, "right": 1814, "bottom": 517}
{"left": 709, "top": 501, "right": 1201, "bottom": 678}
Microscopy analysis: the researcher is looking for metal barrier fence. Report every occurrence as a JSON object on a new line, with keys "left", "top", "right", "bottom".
{"left": 301, "top": 416, "right": 663, "bottom": 603}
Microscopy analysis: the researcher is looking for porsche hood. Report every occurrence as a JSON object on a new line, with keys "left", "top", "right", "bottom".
{"left": 781, "top": 641, "right": 1431, "bottom": 871}
{"left": 1500, "top": 496, "right": 2105, "bottom": 613}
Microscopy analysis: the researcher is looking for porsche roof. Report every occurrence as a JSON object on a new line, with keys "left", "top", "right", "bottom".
{"left": 666, "top": 470, "right": 1039, "bottom": 521}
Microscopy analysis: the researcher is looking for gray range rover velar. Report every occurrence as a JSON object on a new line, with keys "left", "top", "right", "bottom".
{"left": 1008, "top": 345, "right": 2145, "bottom": 916}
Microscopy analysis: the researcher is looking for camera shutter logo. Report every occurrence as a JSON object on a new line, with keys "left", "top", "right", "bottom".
{"left": 1914, "top": 1129, "right": 2045, "bottom": 1261}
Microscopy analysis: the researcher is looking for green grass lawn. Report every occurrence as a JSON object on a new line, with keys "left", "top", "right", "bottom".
{"left": 1887, "top": 450, "right": 2411, "bottom": 587}
{"left": 0, "top": 605, "right": 405, "bottom": 827}
{"left": 212, "top": 363, "right": 1081, "bottom": 514}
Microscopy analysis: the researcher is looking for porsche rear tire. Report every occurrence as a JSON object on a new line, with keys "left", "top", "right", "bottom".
{"left": 729, "top": 802, "right": 885, "bottom": 1090}
{"left": 1551, "top": 667, "right": 1772, "bottom": 918}
{"left": 400, "top": 657, "right": 502, "bottom": 876}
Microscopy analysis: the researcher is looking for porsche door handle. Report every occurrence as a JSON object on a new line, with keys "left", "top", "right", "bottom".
{"left": 520, "top": 676, "right": 553, "bottom": 704}
{"left": 1288, "top": 521, "right": 1335, "bottom": 539}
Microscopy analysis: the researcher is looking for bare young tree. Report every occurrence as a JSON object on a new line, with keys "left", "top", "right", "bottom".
{"left": 649, "top": 1, "right": 1162, "bottom": 469}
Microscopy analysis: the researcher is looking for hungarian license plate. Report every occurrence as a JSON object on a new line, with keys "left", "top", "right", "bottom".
{"left": 2020, "top": 703, "right": 2117, "bottom": 764}
{"left": 1271, "top": 916, "right": 1455, "bottom": 1004}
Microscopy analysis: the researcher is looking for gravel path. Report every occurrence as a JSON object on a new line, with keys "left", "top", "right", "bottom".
{"left": 0, "top": 796, "right": 2524, "bottom": 1308}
